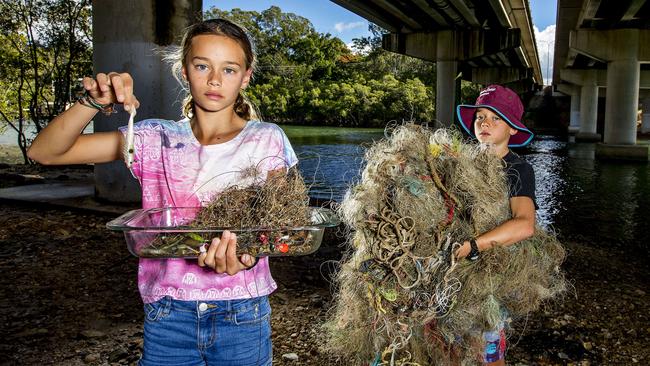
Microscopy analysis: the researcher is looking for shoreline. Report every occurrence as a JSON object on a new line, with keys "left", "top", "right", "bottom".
{"left": 0, "top": 144, "right": 24, "bottom": 165}
{"left": 0, "top": 163, "right": 648, "bottom": 365}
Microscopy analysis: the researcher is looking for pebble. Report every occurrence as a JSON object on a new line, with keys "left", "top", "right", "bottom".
{"left": 80, "top": 330, "right": 106, "bottom": 339}
{"left": 309, "top": 294, "right": 324, "bottom": 307}
{"left": 282, "top": 353, "right": 299, "bottom": 361}
{"left": 582, "top": 341, "right": 593, "bottom": 351}
{"left": 107, "top": 347, "right": 128, "bottom": 362}
{"left": 275, "top": 293, "right": 290, "bottom": 305}
{"left": 84, "top": 353, "right": 100, "bottom": 363}
{"left": 13, "top": 328, "right": 48, "bottom": 338}
{"left": 558, "top": 352, "right": 569, "bottom": 360}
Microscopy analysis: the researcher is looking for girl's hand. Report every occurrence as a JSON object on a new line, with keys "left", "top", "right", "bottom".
{"left": 82, "top": 72, "right": 141, "bottom": 111}
{"left": 197, "top": 230, "right": 257, "bottom": 275}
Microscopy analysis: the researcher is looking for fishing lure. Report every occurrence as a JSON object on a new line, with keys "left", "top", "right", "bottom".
{"left": 125, "top": 106, "right": 136, "bottom": 168}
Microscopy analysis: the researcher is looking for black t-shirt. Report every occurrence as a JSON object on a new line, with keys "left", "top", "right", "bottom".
{"left": 503, "top": 151, "right": 538, "bottom": 210}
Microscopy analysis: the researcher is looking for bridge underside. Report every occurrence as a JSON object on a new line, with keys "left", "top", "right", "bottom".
{"left": 332, "top": 0, "right": 542, "bottom": 126}
{"left": 554, "top": 0, "right": 650, "bottom": 160}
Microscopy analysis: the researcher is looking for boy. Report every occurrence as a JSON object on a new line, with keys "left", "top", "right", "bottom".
{"left": 455, "top": 84, "right": 537, "bottom": 365}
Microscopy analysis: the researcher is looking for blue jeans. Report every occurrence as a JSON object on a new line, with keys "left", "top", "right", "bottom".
{"left": 138, "top": 295, "right": 272, "bottom": 366}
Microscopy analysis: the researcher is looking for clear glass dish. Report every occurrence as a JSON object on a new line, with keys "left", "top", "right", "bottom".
{"left": 106, "top": 207, "right": 340, "bottom": 258}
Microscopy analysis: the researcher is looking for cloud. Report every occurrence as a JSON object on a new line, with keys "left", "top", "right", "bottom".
{"left": 346, "top": 41, "right": 372, "bottom": 55}
{"left": 334, "top": 21, "right": 365, "bottom": 33}
{"left": 534, "top": 25, "right": 556, "bottom": 85}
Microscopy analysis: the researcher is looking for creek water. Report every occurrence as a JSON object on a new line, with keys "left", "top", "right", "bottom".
{"left": 283, "top": 125, "right": 650, "bottom": 257}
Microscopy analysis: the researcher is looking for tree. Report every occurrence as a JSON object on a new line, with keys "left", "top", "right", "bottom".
{"left": 0, "top": 0, "right": 92, "bottom": 163}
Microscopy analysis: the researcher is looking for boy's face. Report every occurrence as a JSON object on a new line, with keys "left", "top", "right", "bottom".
{"left": 473, "top": 107, "right": 517, "bottom": 147}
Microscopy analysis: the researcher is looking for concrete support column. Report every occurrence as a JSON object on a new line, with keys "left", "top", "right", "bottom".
{"left": 435, "top": 31, "right": 457, "bottom": 126}
{"left": 576, "top": 70, "right": 600, "bottom": 142}
{"left": 642, "top": 97, "right": 650, "bottom": 134}
{"left": 603, "top": 58, "right": 640, "bottom": 144}
{"left": 569, "top": 87, "right": 581, "bottom": 134}
{"left": 92, "top": 0, "right": 201, "bottom": 202}
{"left": 436, "top": 61, "right": 457, "bottom": 126}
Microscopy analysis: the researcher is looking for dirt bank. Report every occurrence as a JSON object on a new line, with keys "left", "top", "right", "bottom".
{"left": 0, "top": 164, "right": 648, "bottom": 365}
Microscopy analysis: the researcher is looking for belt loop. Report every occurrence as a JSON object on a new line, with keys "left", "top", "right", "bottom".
{"left": 162, "top": 295, "right": 172, "bottom": 316}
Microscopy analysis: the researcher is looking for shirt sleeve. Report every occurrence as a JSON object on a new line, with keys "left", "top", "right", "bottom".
{"left": 506, "top": 160, "right": 538, "bottom": 209}
{"left": 260, "top": 124, "right": 298, "bottom": 172}
{"left": 278, "top": 127, "right": 298, "bottom": 169}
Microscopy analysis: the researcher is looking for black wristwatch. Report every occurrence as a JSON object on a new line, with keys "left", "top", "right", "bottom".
{"left": 467, "top": 239, "right": 480, "bottom": 261}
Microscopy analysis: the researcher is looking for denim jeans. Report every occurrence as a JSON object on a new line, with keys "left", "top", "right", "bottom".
{"left": 138, "top": 295, "right": 272, "bottom": 366}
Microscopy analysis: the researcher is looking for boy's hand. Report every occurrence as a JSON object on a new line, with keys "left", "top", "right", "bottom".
{"left": 82, "top": 72, "right": 140, "bottom": 111}
{"left": 454, "top": 240, "right": 471, "bottom": 259}
{"left": 197, "top": 230, "right": 257, "bottom": 275}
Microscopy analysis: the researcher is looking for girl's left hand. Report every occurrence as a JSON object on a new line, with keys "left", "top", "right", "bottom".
{"left": 197, "top": 230, "right": 256, "bottom": 275}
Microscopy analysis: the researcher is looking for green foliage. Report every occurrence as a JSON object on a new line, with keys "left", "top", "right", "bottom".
{"left": 0, "top": 0, "right": 92, "bottom": 163}
{"left": 206, "top": 6, "right": 436, "bottom": 127}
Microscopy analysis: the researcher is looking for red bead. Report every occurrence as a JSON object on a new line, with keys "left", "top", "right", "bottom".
{"left": 277, "top": 243, "right": 289, "bottom": 253}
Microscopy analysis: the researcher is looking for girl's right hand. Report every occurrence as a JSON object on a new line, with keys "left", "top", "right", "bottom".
{"left": 197, "top": 231, "right": 257, "bottom": 275}
{"left": 82, "top": 72, "right": 141, "bottom": 111}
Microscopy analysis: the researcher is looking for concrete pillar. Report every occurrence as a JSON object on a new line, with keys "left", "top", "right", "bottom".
{"left": 576, "top": 70, "right": 600, "bottom": 142}
{"left": 642, "top": 97, "right": 650, "bottom": 134}
{"left": 569, "top": 87, "right": 580, "bottom": 133}
{"left": 436, "top": 61, "right": 457, "bottom": 126}
{"left": 435, "top": 31, "right": 457, "bottom": 127}
{"left": 92, "top": 0, "right": 202, "bottom": 202}
{"left": 603, "top": 30, "right": 640, "bottom": 145}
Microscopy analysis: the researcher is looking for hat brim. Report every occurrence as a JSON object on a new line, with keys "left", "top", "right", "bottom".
{"left": 456, "top": 105, "right": 534, "bottom": 147}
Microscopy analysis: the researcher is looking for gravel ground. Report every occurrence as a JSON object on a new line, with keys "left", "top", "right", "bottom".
{"left": 0, "top": 164, "right": 648, "bottom": 366}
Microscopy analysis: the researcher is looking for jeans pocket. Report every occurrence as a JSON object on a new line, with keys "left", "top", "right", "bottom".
{"left": 143, "top": 297, "right": 171, "bottom": 323}
{"left": 232, "top": 297, "right": 271, "bottom": 326}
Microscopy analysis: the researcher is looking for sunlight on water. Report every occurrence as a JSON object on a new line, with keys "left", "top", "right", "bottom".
{"left": 287, "top": 126, "right": 650, "bottom": 251}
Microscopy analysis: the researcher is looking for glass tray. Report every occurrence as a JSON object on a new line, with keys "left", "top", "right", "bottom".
{"left": 106, "top": 207, "right": 340, "bottom": 258}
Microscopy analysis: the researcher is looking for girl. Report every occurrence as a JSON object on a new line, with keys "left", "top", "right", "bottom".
{"left": 455, "top": 84, "right": 537, "bottom": 365}
{"left": 28, "top": 19, "right": 294, "bottom": 366}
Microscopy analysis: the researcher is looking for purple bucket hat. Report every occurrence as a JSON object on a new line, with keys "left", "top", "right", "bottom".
{"left": 456, "top": 84, "right": 534, "bottom": 147}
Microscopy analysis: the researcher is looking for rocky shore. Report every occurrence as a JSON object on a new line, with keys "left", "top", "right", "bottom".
{"left": 0, "top": 163, "right": 648, "bottom": 365}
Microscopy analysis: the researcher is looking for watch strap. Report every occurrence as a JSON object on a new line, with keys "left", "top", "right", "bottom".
{"left": 468, "top": 239, "right": 480, "bottom": 261}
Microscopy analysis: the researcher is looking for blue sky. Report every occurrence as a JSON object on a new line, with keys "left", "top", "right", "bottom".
{"left": 204, "top": 0, "right": 556, "bottom": 43}
{"left": 203, "top": 0, "right": 373, "bottom": 44}
{"left": 204, "top": 0, "right": 557, "bottom": 83}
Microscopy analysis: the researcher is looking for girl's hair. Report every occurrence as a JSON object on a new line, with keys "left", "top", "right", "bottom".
{"left": 167, "top": 18, "right": 259, "bottom": 121}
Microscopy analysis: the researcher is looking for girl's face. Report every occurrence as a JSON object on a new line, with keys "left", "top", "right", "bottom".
{"left": 181, "top": 34, "right": 252, "bottom": 115}
{"left": 473, "top": 107, "right": 517, "bottom": 148}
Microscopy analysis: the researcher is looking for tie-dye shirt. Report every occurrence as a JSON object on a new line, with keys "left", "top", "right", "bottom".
{"left": 118, "top": 118, "right": 297, "bottom": 304}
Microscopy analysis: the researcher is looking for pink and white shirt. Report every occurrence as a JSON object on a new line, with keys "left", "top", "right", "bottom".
{"left": 119, "top": 118, "right": 298, "bottom": 304}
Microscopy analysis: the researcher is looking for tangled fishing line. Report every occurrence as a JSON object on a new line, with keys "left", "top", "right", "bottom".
{"left": 137, "top": 163, "right": 314, "bottom": 258}
{"left": 323, "top": 123, "right": 567, "bottom": 365}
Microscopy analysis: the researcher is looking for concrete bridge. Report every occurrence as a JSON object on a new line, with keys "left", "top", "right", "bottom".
{"left": 554, "top": 0, "right": 650, "bottom": 160}
{"left": 90, "top": 0, "right": 648, "bottom": 202}
{"left": 92, "top": 0, "right": 202, "bottom": 202}
{"left": 90, "top": 0, "right": 546, "bottom": 202}
{"left": 331, "top": 0, "right": 544, "bottom": 127}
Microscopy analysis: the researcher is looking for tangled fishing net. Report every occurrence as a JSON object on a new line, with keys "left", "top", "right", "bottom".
{"left": 323, "top": 123, "right": 567, "bottom": 365}
{"left": 137, "top": 165, "right": 313, "bottom": 258}
{"left": 192, "top": 166, "right": 311, "bottom": 229}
